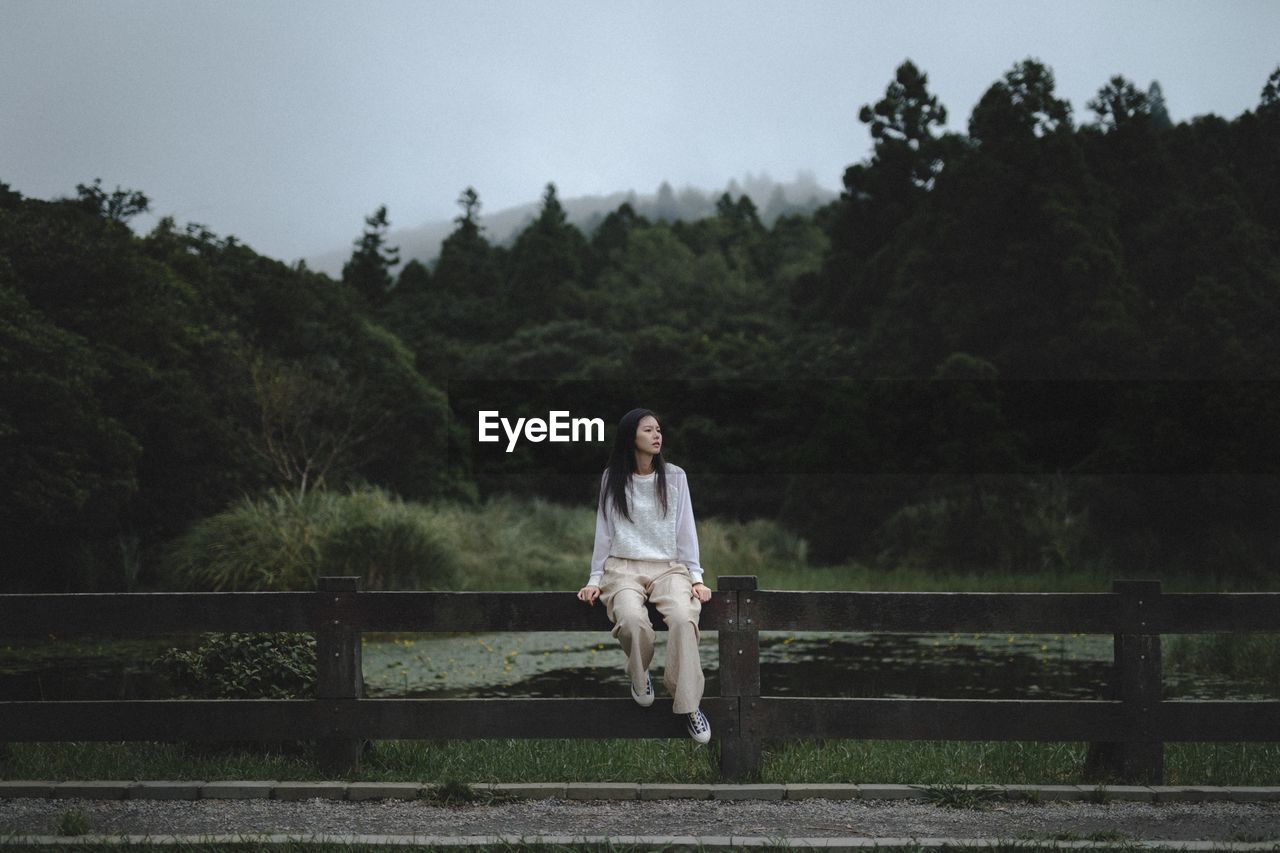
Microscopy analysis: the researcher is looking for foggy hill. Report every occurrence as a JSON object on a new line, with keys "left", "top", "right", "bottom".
{"left": 306, "top": 172, "right": 837, "bottom": 277}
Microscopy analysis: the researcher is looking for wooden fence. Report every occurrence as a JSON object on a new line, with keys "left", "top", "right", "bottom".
{"left": 2, "top": 576, "right": 1278, "bottom": 782}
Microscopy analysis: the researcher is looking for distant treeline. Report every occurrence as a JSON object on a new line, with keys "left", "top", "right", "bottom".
{"left": 337, "top": 173, "right": 838, "bottom": 280}
{"left": 3, "top": 59, "right": 1279, "bottom": 591}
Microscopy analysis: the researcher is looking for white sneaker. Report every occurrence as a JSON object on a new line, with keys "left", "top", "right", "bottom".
{"left": 631, "top": 673, "right": 654, "bottom": 707}
{"left": 686, "top": 708, "right": 711, "bottom": 743}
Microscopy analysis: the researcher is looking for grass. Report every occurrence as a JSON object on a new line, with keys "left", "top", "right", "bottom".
{"left": 418, "top": 494, "right": 1269, "bottom": 595}
{"left": 9, "top": 493, "right": 1278, "bottom": 803}
{"left": 56, "top": 807, "right": 90, "bottom": 836}
{"left": 919, "top": 781, "right": 1003, "bottom": 809}
{"left": 4, "top": 738, "right": 1280, "bottom": 786}
{"left": 156, "top": 488, "right": 1280, "bottom": 596}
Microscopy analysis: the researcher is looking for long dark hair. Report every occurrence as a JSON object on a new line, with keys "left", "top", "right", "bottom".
{"left": 599, "top": 407, "right": 668, "bottom": 523}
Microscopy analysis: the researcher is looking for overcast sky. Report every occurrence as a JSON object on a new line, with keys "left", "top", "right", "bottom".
{"left": 2, "top": 1, "right": 1278, "bottom": 264}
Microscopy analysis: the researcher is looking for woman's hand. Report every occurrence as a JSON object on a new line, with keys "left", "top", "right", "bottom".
{"left": 691, "top": 582, "right": 712, "bottom": 603}
{"left": 577, "top": 585, "right": 601, "bottom": 606}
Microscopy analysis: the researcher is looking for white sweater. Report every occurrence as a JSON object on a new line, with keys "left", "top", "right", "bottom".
{"left": 587, "top": 463, "right": 704, "bottom": 586}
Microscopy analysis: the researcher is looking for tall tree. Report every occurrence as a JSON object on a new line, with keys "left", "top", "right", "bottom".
{"left": 506, "top": 183, "right": 588, "bottom": 327}
{"left": 589, "top": 201, "right": 648, "bottom": 277}
{"left": 1147, "top": 81, "right": 1173, "bottom": 130}
{"left": 811, "top": 60, "right": 954, "bottom": 328}
{"left": 1261, "top": 66, "right": 1280, "bottom": 113}
{"left": 855, "top": 59, "right": 949, "bottom": 190}
{"left": 654, "top": 181, "right": 679, "bottom": 222}
{"left": 970, "top": 58, "right": 1072, "bottom": 147}
{"left": 75, "top": 178, "right": 150, "bottom": 224}
{"left": 1087, "top": 76, "right": 1150, "bottom": 130}
{"left": 239, "top": 349, "right": 388, "bottom": 499}
{"left": 454, "top": 186, "right": 483, "bottom": 239}
{"left": 433, "top": 187, "right": 503, "bottom": 336}
{"left": 342, "top": 205, "right": 400, "bottom": 305}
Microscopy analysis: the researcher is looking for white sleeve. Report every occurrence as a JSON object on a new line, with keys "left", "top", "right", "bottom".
{"left": 675, "top": 469, "right": 704, "bottom": 584}
{"left": 588, "top": 471, "right": 612, "bottom": 586}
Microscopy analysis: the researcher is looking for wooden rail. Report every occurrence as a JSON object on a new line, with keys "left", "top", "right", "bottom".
{"left": 2, "top": 576, "right": 1278, "bottom": 781}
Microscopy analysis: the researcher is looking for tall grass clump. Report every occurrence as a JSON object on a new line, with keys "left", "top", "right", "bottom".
{"left": 165, "top": 487, "right": 456, "bottom": 590}
{"left": 426, "top": 494, "right": 596, "bottom": 591}
{"left": 425, "top": 496, "right": 817, "bottom": 591}
{"left": 698, "top": 517, "right": 810, "bottom": 582}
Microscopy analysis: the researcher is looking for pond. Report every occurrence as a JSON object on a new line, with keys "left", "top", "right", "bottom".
{"left": 1, "top": 630, "right": 1272, "bottom": 702}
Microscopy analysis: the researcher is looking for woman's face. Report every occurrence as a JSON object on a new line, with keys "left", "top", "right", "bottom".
{"left": 634, "top": 415, "right": 662, "bottom": 456}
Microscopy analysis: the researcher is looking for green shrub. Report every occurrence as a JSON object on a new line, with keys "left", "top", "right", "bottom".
{"left": 876, "top": 475, "right": 1099, "bottom": 574}
{"left": 165, "top": 487, "right": 457, "bottom": 590}
{"left": 319, "top": 487, "right": 458, "bottom": 589}
{"left": 154, "top": 632, "right": 316, "bottom": 699}
{"left": 164, "top": 484, "right": 825, "bottom": 593}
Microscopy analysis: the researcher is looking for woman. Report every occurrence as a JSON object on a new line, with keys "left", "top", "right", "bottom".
{"left": 576, "top": 408, "right": 713, "bottom": 743}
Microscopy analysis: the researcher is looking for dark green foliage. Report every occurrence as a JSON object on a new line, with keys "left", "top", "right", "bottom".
{"left": 970, "top": 58, "right": 1072, "bottom": 147}
{"left": 3, "top": 59, "right": 1280, "bottom": 590}
{"left": 343, "top": 204, "right": 400, "bottom": 305}
{"left": 1088, "top": 75, "right": 1151, "bottom": 130}
{"left": 0, "top": 186, "right": 253, "bottom": 589}
{"left": 506, "top": 183, "right": 590, "bottom": 328}
{"left": 164, "top": 487, "right": 459, "bottom": 591}
{"left": 154, "top": 632, "right": 317, "bottom": 699}
{"left": 75, "top": 178, "right": 150, "bottom": 223}
{"left": 0, "top": 184, "right": 455, "bottom": 591}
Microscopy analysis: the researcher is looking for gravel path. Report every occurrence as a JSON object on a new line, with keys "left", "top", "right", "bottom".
{"left": 4, "top": 797, "right": 1280, "bottom": 842}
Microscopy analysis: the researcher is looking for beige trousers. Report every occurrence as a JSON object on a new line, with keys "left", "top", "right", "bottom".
{"left": 599, "top": 556, "right": 704, "bottom": 714}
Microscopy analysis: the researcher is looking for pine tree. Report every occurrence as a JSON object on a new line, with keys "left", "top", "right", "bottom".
{"left": 342, "top": 205, "right": 400, "bottom": 305}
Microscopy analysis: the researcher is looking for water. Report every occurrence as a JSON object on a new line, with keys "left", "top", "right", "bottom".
{"left": 0, "top": 635, "right": 189, "bottom": 702}
{"left": 360, "top": 630, "right": 1275, "bottom": 701}
{"left": 3, "top": 630, "right": 1272, "bottom": 702}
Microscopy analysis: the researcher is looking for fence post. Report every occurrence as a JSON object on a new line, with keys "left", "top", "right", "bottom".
{"left": 717, "top": 575, "right": 761, "bottom": 780}
{"left": 1085, "top": 579, "right": 1163, "bottom": 784}
{"left": 316, "top": 576, "right": 363, "bottom": 774}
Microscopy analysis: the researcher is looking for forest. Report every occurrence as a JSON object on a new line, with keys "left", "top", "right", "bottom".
{"left": 3, "top": 59, "right": 1279, "bottom": 593}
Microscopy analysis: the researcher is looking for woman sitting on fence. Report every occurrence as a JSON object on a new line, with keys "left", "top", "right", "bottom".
{"left": 576, "top": 408, "right": 713, "bottom": 743}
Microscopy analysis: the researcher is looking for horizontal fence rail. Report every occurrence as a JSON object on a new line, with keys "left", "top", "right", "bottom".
{"left": 3, "top": 698, "right": 1275, "bottom": 744}
{"left": 2, "top": 576, "right": 1278, "bottom": 782}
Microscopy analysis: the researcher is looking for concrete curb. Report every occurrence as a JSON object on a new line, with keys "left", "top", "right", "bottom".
{"left": 50, "top": 782, "right": 131, "bottom": 800}
{"left": 126, "top": 781, "right": 204, "bottom": 800}
{"left": 346, "top": 782, "right": 423, "bottom": 801}
{"left": 3, "top": 834, "right": 1280, "bottom": 849}
{"left": 2, "top": 780, "right": 1278, "bottom": 803}
{"left": 198, "top": 780, "right": 276, "bottom": 799}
